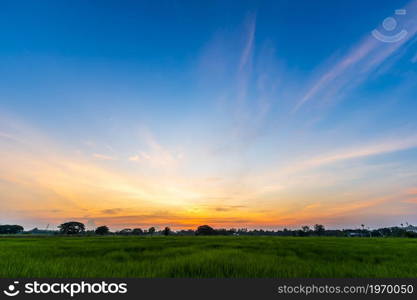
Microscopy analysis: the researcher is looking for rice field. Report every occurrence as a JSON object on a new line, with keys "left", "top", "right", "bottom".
{"left": 0, "top": 236, "right": 416, "bottom": 278}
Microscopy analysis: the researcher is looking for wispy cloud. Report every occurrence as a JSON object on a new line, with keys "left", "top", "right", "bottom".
{"left": 201, "top": 13, "right": 282, "bottom": 155}
{"left": 238, "top": 13, "right": 256, "bottom": 72}
{"left": 101, "top": 208, "right": 125, "bottom": 215}
{"left": 294, "top": 38, "right": 378, "bottom": 111}
{"left": 268, "top": 135, "right": 417, "bottom": 184}
{"left": 299, "top": 135, "right": 417, "bottom": 170}
{"left": 0, "top": 131, "right": 19, "bottom": 142}
{"left": 128, "top": 128, "right": 181, "bottom": 169}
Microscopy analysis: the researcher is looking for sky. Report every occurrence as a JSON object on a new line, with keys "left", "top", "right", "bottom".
{"left": 1, "top": 0, "right": 417, "bottom": 230}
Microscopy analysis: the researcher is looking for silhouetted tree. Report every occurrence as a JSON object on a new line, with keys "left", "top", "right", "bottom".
{"left": 148, "top": 227, "right": 156, "bottom": 235}
{"left": 216, "top": 228, "right": 228, "bottom": 235}
{"left": 132, "top": 228, "right": 143, "bottom": 235}
{"left": 58, "top": 222, "right": 85, "bottom": 234}
{"left": 302, "top": 226, "right": 310, "bottom": 233}
{"left": 177, "top": 229, "right": 195, "bottom": 236}
{"left": 162, "top": 227, "right": 171, "bottom": 236}
{"left": 314, "top": 224, "right": 325, "bottom": 236}
{"left": 405, "top": 231, "right": 417, "bottom": 238}
{"left": 95, "top": 226, "right": 109, "bottom": 235}
{"left": 0, "top": 225, "right": 24, "bottom": 234}
{"left": 196, "top": 225, "right": 216, "bottom": 235}
{"left": 119, "top": 228, "right": 132, "bottom": 235}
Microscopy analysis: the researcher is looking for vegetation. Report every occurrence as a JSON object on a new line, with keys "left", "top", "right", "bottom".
{"left": 58, "top": 222, "right": 85, "bottom": 234}
{"left": 132, "top": 228, "right": 143, "bottom": 235}
{"left": 95, "top": 226, "right": 110, "bottom": 235}
{"left": 3, "top": 221, "right": 417, "bottom": 238}
{"left": 0, "top": 225, "right": 24, "bottom": 234}
{"left": 314, "top": 224, "right": 325, "bottom": 236}
{"left": 2, "top": 221, "right": 417, "bottom": 277}
{"left": 1, "top": 236, "right": 417, "bottom": 277}
{"left": 162, "top": 227, "right": 171, "bottom": 236}
{"left": 196, "top": 225, "right": 216, "bottom": 235}
{"left": 148, "top": 227, "right": 156, "bottom": 235}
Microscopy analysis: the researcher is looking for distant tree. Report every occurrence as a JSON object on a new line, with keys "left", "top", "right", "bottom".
{"left": 148, "top": 227, "right": 156, "bottom": 235}
{"left": 314, "top": 224, "right": 325, "bottom": 236}
{"left": 405, "top": 231, "right": 417, "bottom": 238}
{"left": 196, "top": 225, "right": 216, "bottom": 235}
{"left": 379, "top": 227, "right": 391, "bottom": 237}
{"left": 162, "top": 227, "right": 171, "bottom": 236}
{"left": 295, "top": 229, "right": 303, "bottom": 237}
{"left": 119, "top": 228, "right": 132, "bottom": 235}
{"left": 95, "top": 226, "right": 109, "bottom": 235}
{"left": 216, "top": 228, "right": 231, "bottom": 235}
{"left": 296, "top": 226, "right": 309, "bottom": 237}
{"left": 132, "top": 228, "right": 143, "bottom": 235}
{"left": 177, "top": 229, "right": 195, "bottom": 236}
{"left": 302, "top": 226, "right": 310, "bottom": 233}
{"left": 58, "top": 222, "right": 85, "bottom": 234}
{"left": 391, "top": 227, "right": 407, "bottom": 237}
{"left": 0, "top": 225, "right": 24, "bottom": 234}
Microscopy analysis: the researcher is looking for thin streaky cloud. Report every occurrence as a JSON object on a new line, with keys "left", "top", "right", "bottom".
{"left": 235, "top": 14, "right": 256, "bottom": 110}
{"left": 0, "top": 131, "right": 21, "bottom": 143}
{"left": 133, "top": 130, "right": 180, "bottom": 168}
{"left": 293, "top": 37, "right": 378, "bottom": 112}
{"left": 238, "top": 13, "right": 256, "bottom": 71}
{"left": 277, "top": 135, "right": 417, "bottom": 176}
{"left": 306, "top": 136, "right": 417, "bottom": 167}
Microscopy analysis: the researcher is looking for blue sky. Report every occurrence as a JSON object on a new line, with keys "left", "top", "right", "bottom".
{"left": 1, "top": 0, "right": 417, "bottom": 230}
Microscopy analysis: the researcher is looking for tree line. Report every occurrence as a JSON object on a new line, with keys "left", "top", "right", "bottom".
{"left": 0, "top": 225, "right": 24, "bottom": 234}
{"left": 2, "top": 222, "right": 417, "bottom": 237}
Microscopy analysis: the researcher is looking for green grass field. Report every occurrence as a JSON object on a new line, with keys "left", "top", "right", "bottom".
{"left": 1, "top": 236, "right": 417, "bottom": 278}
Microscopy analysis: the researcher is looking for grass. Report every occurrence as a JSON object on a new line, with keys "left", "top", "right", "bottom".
{"left": 1, "top": 236, "right": 417, "bottom": 277}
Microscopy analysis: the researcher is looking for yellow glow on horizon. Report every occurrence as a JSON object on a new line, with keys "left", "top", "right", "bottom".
{"left": 1, "top": 116, "right": 416, "bottom": 230}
